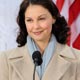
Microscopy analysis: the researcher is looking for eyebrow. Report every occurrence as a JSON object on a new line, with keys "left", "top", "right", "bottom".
{"left": 25, "top": 14, "right": 47, "bottom": 19}
{"left": 38, "top": 14, "right": 47, "bottom": 17}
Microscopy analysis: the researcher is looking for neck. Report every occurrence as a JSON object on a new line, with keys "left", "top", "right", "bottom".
{"left": 34, "top": 36, "right": 51, "bottom": 55}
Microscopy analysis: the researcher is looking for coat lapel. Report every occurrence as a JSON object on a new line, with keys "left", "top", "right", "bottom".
{"left": 8, "top": 44, "right": 39, "bottom": 80}
{"left": 42, "top": 43, "right": 76, "bottom": 80}
{"left": 8, "top": 43, "right": 76, "bottom": 80}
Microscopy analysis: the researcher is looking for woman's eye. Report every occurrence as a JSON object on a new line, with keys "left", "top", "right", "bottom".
{"left": 26, "top": 19, "right": 32, "bottom": 22}
{"left": 39, "top": 18, "right": 46, "bottom": 20}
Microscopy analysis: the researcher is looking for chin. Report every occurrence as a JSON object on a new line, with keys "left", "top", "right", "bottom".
{"left": 33, "top": 37, "right": 43, "bottom": 41}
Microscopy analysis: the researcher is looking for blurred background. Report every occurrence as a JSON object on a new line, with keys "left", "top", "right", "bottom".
{"left": 56, "top": 0, "right": 80, "bottom": 50}
{"left": 0, "top": 0, "right": 22, "bottom": 51}
{"left": 0, "top": 0, "right": 80, "bottom": 51}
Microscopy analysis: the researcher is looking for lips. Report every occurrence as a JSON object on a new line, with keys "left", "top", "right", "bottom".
{"left": 33, "top": 31, "right": 43, "bottom": 35}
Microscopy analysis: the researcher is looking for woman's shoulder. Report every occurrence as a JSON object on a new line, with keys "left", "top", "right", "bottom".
{"left": 66, "top": 45, "right": 80, "bottom": 58}
{"left": 56, "top": 42, "right": 80, "bottom": 60}
{"left": 0, "top": 44, "right": 28, "bottom": 59}
{"left": 70, "top": 47, "right": 80, "bottom": 60}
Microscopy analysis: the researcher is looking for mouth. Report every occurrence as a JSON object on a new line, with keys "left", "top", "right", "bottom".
{"left": 33, "top": 31, "right": 43, "bottom": 35}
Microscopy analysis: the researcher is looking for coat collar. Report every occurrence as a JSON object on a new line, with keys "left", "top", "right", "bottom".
{"left": 8, "top": 43, "right": 76, "bottom": 60}
{"left": 57, "top": 43, "right": 76, "bottom": 59}
{"left": 42, "top": 43, "right": 76, "bottom": 80}
{"left": 8, "top": 44, "right": 40, "bottom": 80}
{"left": 8, "top": 43, "right": 76, "bottom": 80}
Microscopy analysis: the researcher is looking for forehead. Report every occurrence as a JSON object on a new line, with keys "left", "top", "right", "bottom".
{"left": 25, "top": 5, "right": 50, "bottom": 17}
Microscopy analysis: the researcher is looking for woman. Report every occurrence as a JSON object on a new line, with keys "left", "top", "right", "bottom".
{"left": 0, "top": 0, "right": 80, "bottom": 80}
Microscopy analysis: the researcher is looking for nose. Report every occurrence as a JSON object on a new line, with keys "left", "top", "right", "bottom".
{"left": 33, "top": 21, "right": 40, "bottom": 29}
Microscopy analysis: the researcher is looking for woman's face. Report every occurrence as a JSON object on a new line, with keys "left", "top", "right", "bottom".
{"left": 25, "top": 5, "right": 56, "bottom": 42}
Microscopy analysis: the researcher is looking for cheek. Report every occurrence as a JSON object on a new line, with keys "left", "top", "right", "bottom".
{"left": 25, "top": 21, "right": 32, "bottom": 31}
{"left": 26, "top": 27, "right": 32, "bottom": 34}
{"left": 25, "top": 24, "right": 32, "bottom": 32}
{"left": 42, "top": 21, "right": 52, "bottom": 32}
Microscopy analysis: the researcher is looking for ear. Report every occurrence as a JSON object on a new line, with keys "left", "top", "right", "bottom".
{"left": 52, "top": 18, "right": 56, "bottom": 24}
